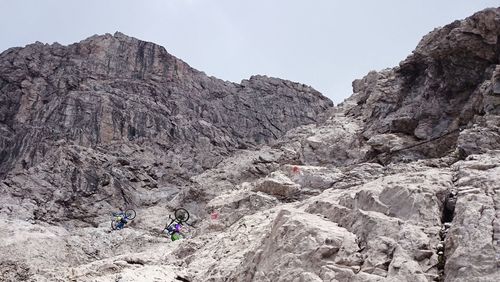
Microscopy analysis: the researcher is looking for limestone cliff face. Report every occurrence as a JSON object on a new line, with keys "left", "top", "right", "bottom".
{"left": 348, "top": 8, "right": 500, "bottom": 162}
{"left": 0, "top": 32, "right": 332, "bottom": 223}
{"left": 0, "top": 32, "right": 331, "bottom": 178}
{"left": 0, "top": 8, "right": 499, "bottom": 282}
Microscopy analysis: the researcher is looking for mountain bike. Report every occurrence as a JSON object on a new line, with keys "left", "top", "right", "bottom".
{"left": 111, "top": 209, "right": 136, "bottom": 230}
{"left": 162, "top": 208, "right": 190, "bottom": 236}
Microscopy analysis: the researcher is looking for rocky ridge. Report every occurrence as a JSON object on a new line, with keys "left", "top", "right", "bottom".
{"left": 1, "top": 7, "right": 499, "bottom": 282}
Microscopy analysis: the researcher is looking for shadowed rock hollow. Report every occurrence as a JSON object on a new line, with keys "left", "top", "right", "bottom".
{"left": 0, "top": 7, "right": 499, "bottom": 282}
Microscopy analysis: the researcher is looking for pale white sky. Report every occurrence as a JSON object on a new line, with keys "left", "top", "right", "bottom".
{"left": 0, "top": 1, "right": 498, "bottom": 103}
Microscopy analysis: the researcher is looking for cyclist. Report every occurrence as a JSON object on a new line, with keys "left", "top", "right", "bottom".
{"left": 115, "top": 214, "right": 128, "bottom": 229}
{"left": 162, "top": 208, "right": 190, "bottom": 240}
{"left": 111, "top": 209, "right": 136, "bottom": 231}
{"left": 166, "top": 223, "right": 183, "bottom": 241}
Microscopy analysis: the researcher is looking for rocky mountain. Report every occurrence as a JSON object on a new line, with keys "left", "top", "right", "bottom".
{"left": 0, "top": 32, "right": 331, "bottom": 224}
{"left": 1, "top": 7, "right": 499, "bottom": 282}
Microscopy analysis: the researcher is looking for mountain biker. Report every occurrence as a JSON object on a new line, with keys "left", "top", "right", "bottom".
{"left": 115, "top": 214, "right": 128, "bottom": 229}
{"left": 166, "top": 223, "right": 183, "bottom": 241}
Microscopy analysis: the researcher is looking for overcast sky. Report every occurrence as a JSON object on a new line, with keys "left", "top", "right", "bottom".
{"left": 1, "top": 1, "right": 498, "bottom": 103}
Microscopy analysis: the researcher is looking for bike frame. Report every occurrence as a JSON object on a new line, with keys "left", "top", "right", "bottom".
{"left": 164, "top": 215, "right": 193, "bottom": 232}
{"left": 113, "top": 212, "right": 127, "bottom": 220}
{"left": 164, "top": 215, "right": 179, "bottom": 233}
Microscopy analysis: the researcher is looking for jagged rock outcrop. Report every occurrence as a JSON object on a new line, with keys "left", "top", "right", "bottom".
{"left": 1, "top": 7, "right": 499, "bottom": 282}
{"left": 348, "top": 8, "right": 500, "bottom": 163}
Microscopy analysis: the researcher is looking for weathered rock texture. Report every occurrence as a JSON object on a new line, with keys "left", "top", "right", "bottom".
{"left": 349, "top": 8, "right": 500, "bottom": 163}
{"left": 0, "top": 32, "right": 332, "bottom": 223}
{"left": 1, "top": 7, "right": 499, "bottom": 282}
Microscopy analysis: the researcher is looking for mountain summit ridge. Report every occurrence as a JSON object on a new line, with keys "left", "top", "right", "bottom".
{"left": 0, "top": 30, "right": 332, "bottom": 179}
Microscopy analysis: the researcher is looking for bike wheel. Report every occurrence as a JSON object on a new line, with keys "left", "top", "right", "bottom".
{"left": 174, "top": 208, "right": 189, "bottom": 222}
{"left": 111, "top": 220, "right": 118, "bottom": 230}
{"left": 125, "top": 209, "right": 136, "bottom": 220}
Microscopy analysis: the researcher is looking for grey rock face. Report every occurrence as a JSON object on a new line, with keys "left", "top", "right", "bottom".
{"left": 0, "top": 32, "right": 332, "bottom": 222}
{"left": 0, "top": 32, "right": 332, "bottom": 178}
{"left": 348, "top": 8, "right": 500, "bottom": 162}
{"left": 444, "top": 152, "right": 500, "bottom": 281}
